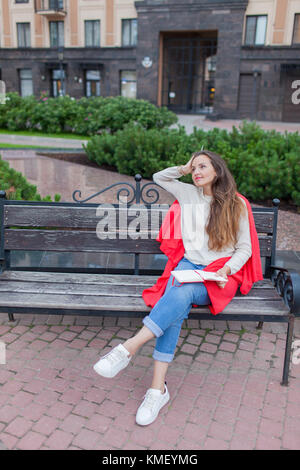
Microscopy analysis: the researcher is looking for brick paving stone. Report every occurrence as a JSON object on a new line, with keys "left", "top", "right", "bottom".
{"left": 0, "top": 405, "right": 19, "bottom": 423}
{"left": 223, "top": 332, "right": 240, "bottom": 343}
{"left": 0, "top": 433, "right": 18, "bottom": 450}
{"left": 17, "top": 431, "right": 46, "bottom": 450}
{"left": 255, "top": 434, "right": 282, "bottom": 450}
{"left": 45, "top": 429, "right": 73, "bottom": 450}
{"left": 156, "top": 424, "right": 182, "bottom": 446}
{"left": 200, "top": 342, "right": 218, "bottom": 354}
{"left": 72, "top": 428, "right": 102, "bottom": 450}
{"left": 46, "top": 401, "right": 73, "bottom": 420}
{"left": 205, "top": 333, "right": 222, "bottom": 344}
{"left": 203, "top": 437, "right": 229, "bottom": 450}
{"left": 219, "top": 341, "right": 237, "bottom": 353}
{"left": 5, "top": 416, "right": 33, "bottom": 438}
{"left": 32, "top": 415, "right": 60, "bottom": 436}
{"left": 209, "top": 421, "right": 234, "bottom": 441}
{"left": 183, "top": 422, "right": 208, "bottom": 442}
{"left": 18, "top": 403, "right": 47, "bottom": 423}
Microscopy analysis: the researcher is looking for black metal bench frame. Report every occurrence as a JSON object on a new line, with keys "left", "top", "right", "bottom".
{"left": 0, "top": 175, "right": 299, "bottom": 386}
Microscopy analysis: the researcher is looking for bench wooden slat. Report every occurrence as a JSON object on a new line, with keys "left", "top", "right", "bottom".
{"left": 4, "top": 229, "right": 273, "bottom": 256}
{"left": 4, "top": 229, "right": 162, "bottom": 253}
{"left": 0, "top": 279, "right": 282, "bottom": 300}
{"left": 0, "top": 290, "right": 289, "bottom": 315}
{"left": 5, "top": 204, "right": 275, "bottom": 233}
{"left": 0, "top": 271, "right": 275, "bottom": 288}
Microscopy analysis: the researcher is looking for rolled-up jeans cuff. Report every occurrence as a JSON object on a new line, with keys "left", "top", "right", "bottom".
{"left": 153, "top": 349, "right": 174, "bottom": 363}
{"left": 143, "top": 316, "right": 164, "bottom": 338}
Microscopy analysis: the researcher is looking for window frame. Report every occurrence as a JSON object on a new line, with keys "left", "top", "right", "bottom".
{"left": 51, "top": 68, "right": 66, "bottom": 97}
{"left": 244, "top": 15, "right": 267, "bottom": 46}
{"left": 49, "top": 21, "right": 64, "bottom": 48}
{"left": 17, "top": 22, "right": 31, "bottom": 48}
{"left": 85, "top": 69, "right": 101, "bottom": 97}
{"left": 84, "top": 20, "right": 101, "bottom": 48}
{"left": 292, "top": 13, "right": 300, "bottom": 44}
{"left": 19, "top": 68, "right": 33, "bottom": 97}
{"left": 120, "top": 70, "right": 137, "bottom": 98}
{"left": 121, "top": 19, "right": 137, "bottom": 47}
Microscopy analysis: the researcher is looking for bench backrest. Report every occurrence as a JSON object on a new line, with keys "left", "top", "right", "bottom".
{"left": 0, "top": 198, "right": 279, "bottom": 278}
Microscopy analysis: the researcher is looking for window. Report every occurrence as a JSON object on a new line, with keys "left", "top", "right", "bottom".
{"left": 50, "top": 21, "right": 64, "bottom": 47}
{"left": 292, "top": 14, "right": 300, "bottom": 44}
{"left": 52, "top": 69, "right": 65, "bottom": 97}
{"left": 85, "top": 70, "right": 101, "bottom": 97}
{"left": 50, "top": 0, "right": 64, "bottom": 8}
{"left": 85, "top": 20, "right": 100, "bottom": 47}
{"left": 19, "top": 69, "right": 33, "bottom": 97}
{"left": 122, "top": 19, "right": 137, "bottom": 46}
{"left": 15, "top": 1, "right": 29, "bottom": 3}
{"left": 120, "top": 71, "right": 136, "bottom": 98}
{"left": 244, "top": 15, "right": 267, "bottom": 45}
{"left": 17, "top": 23, "right": 31, "bottom": 47}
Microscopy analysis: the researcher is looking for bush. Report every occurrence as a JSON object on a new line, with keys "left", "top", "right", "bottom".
{"left": 0, "top": 155, "right": 61, "bottom": 202}
{"left": 84, "top": 121, "right": 300, "bottom": 207}
{"left": 0, "top": 93, "right": 178, "bottom": 136}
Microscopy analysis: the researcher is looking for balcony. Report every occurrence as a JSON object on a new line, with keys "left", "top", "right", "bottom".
{"left": 35, "top": 0, "right": 66, "bottom": 17}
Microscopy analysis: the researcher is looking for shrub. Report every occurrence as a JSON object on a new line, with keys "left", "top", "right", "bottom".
{"left": 0, "top": 93, "right": 178, "bottom": 136}
{"left": 84, "top": 121, "right": 300, "bottom": 207}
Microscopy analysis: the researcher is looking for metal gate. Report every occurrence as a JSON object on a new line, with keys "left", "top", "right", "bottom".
{"left": 161, "top": 34, "right": 217, "bottom": 114}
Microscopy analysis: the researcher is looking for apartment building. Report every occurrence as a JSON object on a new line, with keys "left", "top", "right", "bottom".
{"left": 0, "top": 0, "right": 299, "bottom": 122}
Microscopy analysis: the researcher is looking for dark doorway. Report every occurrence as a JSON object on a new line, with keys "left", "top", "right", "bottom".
{"left": 161, "top": 32, "right": 218, "bottom": 114}
{"left": 282, "top": 68, "right": 300, "bottom": 122}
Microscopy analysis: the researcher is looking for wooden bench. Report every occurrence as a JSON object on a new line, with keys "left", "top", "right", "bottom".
{"left": 0, "top": 176, "right": 299, "bottom": 386}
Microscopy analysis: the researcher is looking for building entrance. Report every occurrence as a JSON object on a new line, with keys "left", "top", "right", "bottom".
{"left": 161, "top": 32, "right": 218, "bottom": 114}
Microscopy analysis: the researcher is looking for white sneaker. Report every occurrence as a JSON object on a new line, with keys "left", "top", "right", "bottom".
{"left": 136, "top": 383, "right": 170, "bottom": 426}
{"left": 93, "top": 344, "right": 131, "bottom": 378}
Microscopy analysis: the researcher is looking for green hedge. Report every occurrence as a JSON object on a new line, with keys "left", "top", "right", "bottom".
{"left": 0, "top": 93, "right": 178, "bottom": 135}
{"left": 84, "top": 121, "right": 300, "bottom": 207}
{"left": 0, "top": 156, "right": 61, "bottom": 201}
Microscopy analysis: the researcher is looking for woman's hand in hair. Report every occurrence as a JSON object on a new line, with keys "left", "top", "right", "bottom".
{"left": 215, "top": 265, "right": 231, "bottom": 289}
{"left": 179, "top": 156, "right": 194, "bottom": 176}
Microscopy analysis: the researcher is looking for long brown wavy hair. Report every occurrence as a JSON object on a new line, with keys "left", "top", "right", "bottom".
{"left": 191, "top": 150, "right": 247, "bottom": 251}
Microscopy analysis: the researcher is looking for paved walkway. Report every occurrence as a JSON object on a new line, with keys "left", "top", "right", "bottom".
{"left": 0, "top": 313, "right": 299, "bottom": 450}
{"left": 0, "top": 118, "right": 299, "bottom": 450}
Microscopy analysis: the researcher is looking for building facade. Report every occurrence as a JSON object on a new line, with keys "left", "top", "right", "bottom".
{"left": 0, "top": 0, "right": 299, "bottom": 122}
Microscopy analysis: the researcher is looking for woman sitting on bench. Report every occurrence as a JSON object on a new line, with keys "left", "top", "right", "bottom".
{"left": 93, "top": 149, "right": 255, "bottom": 426}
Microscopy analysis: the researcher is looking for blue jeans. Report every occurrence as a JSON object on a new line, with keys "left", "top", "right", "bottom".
{"left": 143, "top": 257, "right": 211, "bottom": 363}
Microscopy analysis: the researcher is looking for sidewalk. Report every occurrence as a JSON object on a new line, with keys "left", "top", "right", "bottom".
{"left": 0, "top": 312, "right": 300, "bottom": 450}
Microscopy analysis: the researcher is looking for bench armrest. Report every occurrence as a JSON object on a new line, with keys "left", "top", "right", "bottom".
{"left": 270, "top": 265, "right": 300, "bottom": 315}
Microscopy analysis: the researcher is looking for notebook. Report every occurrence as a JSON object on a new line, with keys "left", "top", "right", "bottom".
{"left": 171, "top": 269, "right": 227, "bottom": 283}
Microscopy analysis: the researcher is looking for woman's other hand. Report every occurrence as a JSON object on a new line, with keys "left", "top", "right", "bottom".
{"left": 215, "top": 265, "right": 231, "bottom": 289}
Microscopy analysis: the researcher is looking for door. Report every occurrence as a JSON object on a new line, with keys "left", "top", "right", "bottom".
{"left": 237, "top": 73, "right": 261, "bottom": 119}
{"left": 161, "top": 34, "right": 217, "bottom": 113}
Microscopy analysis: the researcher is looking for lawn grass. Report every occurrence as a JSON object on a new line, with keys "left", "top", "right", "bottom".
{"left": 0, "top": 143, "right": 82, "bottom": 149}
{"left": 0, "top": 128, "right": 90, "bottom": 140}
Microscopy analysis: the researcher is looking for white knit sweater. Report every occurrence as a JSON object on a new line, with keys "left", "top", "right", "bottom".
{"left": 153, "top": 166, "right": 252, "bottom": 275}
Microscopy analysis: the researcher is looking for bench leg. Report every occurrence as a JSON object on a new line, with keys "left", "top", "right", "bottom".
{"left": 257, "top": 321, "right": 263, "bottom": 330}
{"left": 8, "top": 313, "right": 15, "bottom": 322}
{"left": 281, "top": 315, "right": 295, "bottom": 386}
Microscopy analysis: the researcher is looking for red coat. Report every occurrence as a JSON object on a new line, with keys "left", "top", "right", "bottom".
{"left": 142, "top": 194, "right": 264, "bottom": 315}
